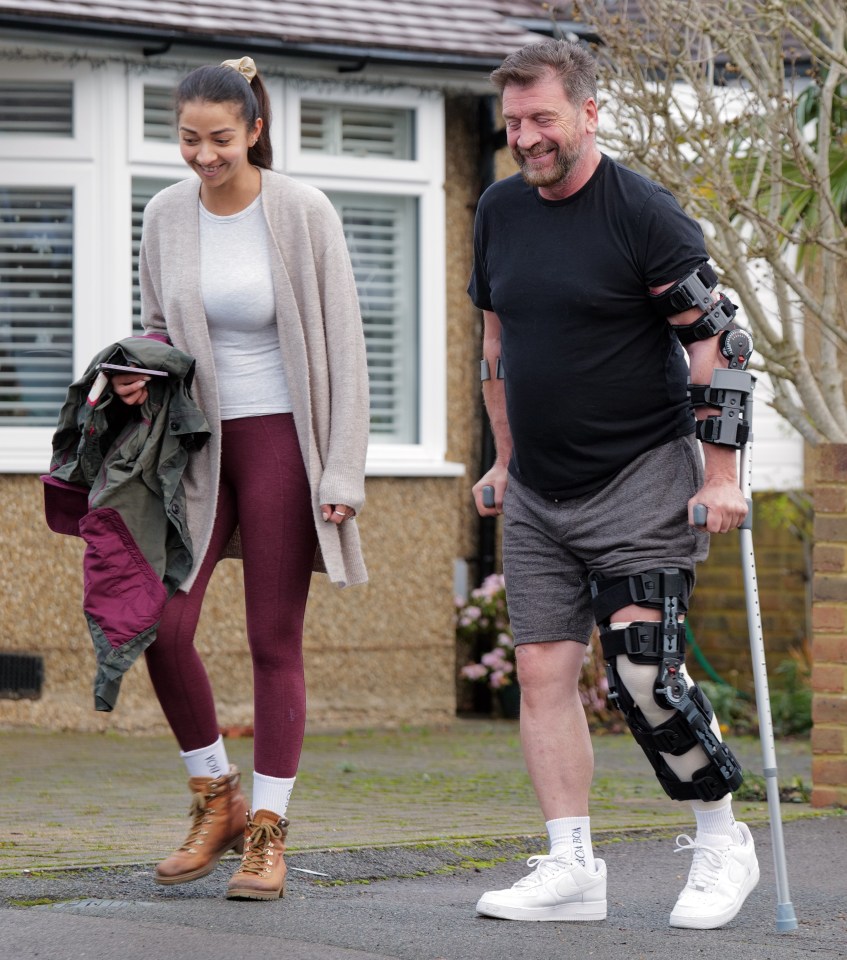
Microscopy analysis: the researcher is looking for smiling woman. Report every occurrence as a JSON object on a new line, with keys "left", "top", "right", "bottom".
{"left": 179, "top": 101, "right": 259, "bottom": 191}
{"left": 177, "top": 107, "right": 261, "bottom": 215}
{"left": 112, "top": 56, "right": 370, "bottom": 903}
{"left": 173, "top": 60, "right": 269, "bottom": 216}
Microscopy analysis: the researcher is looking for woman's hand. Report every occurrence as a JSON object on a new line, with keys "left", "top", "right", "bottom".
{"left": 321, "top": 504, "right": 356, "bottom": 525}
{"left": 109, "top": 372, "right": 151, "bottom": 406}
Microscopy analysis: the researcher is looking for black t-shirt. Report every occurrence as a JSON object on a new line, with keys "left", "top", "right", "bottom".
{"left": 468, "top": 155, "right": 708, "bottom": 499}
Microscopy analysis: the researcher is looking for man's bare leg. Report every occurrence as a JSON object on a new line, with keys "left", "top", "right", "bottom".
{"left": 474, "top": 638, "right": 607, "bottom": 922}
{"left": 517, "top": 639, "right": 593, "bottom": 819}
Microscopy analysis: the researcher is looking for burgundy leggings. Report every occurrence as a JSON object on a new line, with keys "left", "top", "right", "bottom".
{"left": 144, "top": 414, "right": 317, "bottom": 778}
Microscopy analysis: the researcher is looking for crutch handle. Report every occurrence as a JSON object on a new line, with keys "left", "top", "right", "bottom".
{"left": 692, "top": 501, "right": 753, "bottom": 530}
{"left": 482, "top": 485, "right": 496, "bottom": 509}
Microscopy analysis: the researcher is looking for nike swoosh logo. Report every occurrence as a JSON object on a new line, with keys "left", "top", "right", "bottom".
{"left": 553, "top": 889, "right": 587, "bottom": 902}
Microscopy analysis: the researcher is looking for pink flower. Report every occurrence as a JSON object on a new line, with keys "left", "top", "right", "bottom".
{"left": 481, "top": 649, "right": 506, "bottom": 668}
{"left": 470, "top": 573, "right": 505, "bottom": 602}
{"left": 461, "top": 663, "right": 488, "bottom": 681}
{"left": 461, "top": 605, "right": 482, "bottom": 623}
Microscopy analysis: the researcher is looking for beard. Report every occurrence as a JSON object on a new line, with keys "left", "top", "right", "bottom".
{"left": 512, "top": 139, "right": 582, "bottom": 189}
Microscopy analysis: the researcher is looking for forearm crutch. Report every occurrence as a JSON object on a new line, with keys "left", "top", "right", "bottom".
{"left": 693, "top": 331, "right": 798, "bottom": 932}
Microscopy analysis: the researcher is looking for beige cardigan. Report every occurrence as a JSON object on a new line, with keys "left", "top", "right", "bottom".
{"left": 139, "top": 169, "right": 369, "bottom": 589}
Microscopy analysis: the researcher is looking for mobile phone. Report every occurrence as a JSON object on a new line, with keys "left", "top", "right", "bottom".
{"left": 98, "top": 362, "right": 169, "bottom": 378}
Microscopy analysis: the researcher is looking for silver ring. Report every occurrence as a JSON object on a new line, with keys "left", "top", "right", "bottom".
{"left": 333, "top": 509, "right": 349, "bottom": 518}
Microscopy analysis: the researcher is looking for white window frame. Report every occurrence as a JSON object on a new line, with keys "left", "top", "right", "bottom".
{"left": 326, "top": 188, "right": 420, "bottom": 446}
{"left": 0, "top": 163, "right": 100, "bottom": 472}
{"left": 283, "top": 84, "right": 460, "bottom": 476}
{"left": 0, "top": 62, "right": 98, "bottom": 161}
{"left": 127, "top": 71, "right": 184, "bottom": 167}
{"left": 283, "top": 88, "right": 433, "bottom": 182}
{"left": 1, "top": 59, "right": 462, "bottom": 478}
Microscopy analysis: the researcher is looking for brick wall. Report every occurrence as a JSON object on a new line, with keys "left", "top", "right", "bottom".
{"left": 687, "top": 492, "right": 808, "bottom": 693}
{"left": 810, "top": 444, "right": 847, "bottom": 808}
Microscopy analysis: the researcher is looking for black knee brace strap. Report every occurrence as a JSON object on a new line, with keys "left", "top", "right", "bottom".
{"left": 605, "top": 661, "right": 737, "bottom": 801}
{"left": 590, "top": 568, "right": 744, "bottom": 803}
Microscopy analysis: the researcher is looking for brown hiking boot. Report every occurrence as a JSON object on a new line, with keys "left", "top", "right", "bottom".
{"left": 225, "top": 809, "right": 289, "bottom": 900}
{"left": 155, "top": 766, "right": 248, "bottom": 885}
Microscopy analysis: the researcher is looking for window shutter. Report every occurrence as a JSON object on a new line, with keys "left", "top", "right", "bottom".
{"left": 0, "top": 81, "right": 73, "bottom": 136}
{"left": 131, "top": 177, "right": 177, "bottom": 332}
{"left": 326, "top": 192, "right": 418, "bottom": 443}
{"left": 0, "top": 187, "right": 74, "bottom": 426}
{"left": 143, "top": 85, "right": 175, "bottom": 142}
{"left": 302, "top": 103, "right": 414, "bottom": 159}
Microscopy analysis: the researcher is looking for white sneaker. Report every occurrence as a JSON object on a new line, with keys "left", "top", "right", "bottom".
{"left": 669, "top": 822, "right": 760, "bottom": 929}
{"left": 475, "top": 854, "right": 607, "bottom": 921}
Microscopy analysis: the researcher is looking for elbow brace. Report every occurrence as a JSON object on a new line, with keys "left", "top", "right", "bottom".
{"left": 689, "top": 368, "right": 755, "bottom": 448}
{"left": 690, "top": 329, "right": 756, "bottom": 448}
{"left": 651, "top": 263, "right": 737, "bottom": 344}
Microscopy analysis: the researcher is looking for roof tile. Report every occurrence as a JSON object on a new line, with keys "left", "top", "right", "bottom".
{"left": 0, "top": 0, "right": 545, "bottom": 63}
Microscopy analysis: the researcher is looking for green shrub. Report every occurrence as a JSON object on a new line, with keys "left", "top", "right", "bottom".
{"left": 699, "top": 680, "right": 757, "bottom": 736}
{"left": 700, "top": 641, "right": 812, "bottom": 739}
{"left": 769, "top": 643, "right": 812, "bottom": 737}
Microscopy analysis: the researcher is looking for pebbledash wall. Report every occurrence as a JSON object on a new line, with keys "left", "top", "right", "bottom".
{"left": 0, "top": 474, "right": 467, "bottom": 733}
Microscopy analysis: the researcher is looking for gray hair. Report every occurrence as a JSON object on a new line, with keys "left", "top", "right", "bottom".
{"left": 490, "top": 39, "right": 598, "bottom": 106}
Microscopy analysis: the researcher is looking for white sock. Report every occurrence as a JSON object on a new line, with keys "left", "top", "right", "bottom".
{"left": 546, "top": 816, "right": 596, "bottom": 871}
{"left": 180, "top": 735, "right": 229, "bottom": 780}
{"left": 691, "top": 794, "right": 741, "bottom": 844}
{"left": 253, "top": 772, "right": 296, "bottom": 818}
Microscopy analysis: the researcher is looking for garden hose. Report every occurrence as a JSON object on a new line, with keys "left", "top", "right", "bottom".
{"left": 685, "top": 619, "right": 750, "bottom": 700}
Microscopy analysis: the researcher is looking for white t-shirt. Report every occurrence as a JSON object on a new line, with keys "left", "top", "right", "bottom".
{"left": 199, "top": 194, "right": 292, "bottom": 419}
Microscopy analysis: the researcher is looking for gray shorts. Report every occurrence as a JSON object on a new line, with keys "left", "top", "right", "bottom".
{"left": 502, "top": 435, "right": 709, "bottom": 645}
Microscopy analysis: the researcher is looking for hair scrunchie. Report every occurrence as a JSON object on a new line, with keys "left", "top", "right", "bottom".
{"left": 220, "top": 56, "right": 257, "bottom": 80}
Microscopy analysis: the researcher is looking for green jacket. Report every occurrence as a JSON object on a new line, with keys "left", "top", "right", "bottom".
{"left": 43, "top": 336, "right": 210, "bottom": 711}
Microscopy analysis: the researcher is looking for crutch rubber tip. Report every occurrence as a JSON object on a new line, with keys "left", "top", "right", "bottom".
{"left": 776, "top": 903, "right": 798, "bottom": 932}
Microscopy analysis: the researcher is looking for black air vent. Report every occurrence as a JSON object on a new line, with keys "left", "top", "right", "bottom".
{"left": 0, "top": 653, "right": 44, "bottom": 700}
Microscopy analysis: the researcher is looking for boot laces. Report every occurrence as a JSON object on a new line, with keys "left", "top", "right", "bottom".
{"left": 177, "top": 792, "right": 212, "bottom": 852}
{"left": 674, "top": 835, "right": 726, "bottom": 892}
{"left": 239, "top": 821, "right": 283, "bottom": 876}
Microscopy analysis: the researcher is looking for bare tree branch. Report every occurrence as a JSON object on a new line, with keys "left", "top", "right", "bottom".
{"left": 565, "top": 0, "right": 847, "bottom": 444}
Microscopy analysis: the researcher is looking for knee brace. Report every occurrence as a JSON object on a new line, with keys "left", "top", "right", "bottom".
{"left": 589, "top": 568, "right": 743, "bottom": 802}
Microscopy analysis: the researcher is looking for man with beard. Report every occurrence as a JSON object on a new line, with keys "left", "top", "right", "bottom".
{"left": 467, "top": 39, "right": 759, "bottom": 929}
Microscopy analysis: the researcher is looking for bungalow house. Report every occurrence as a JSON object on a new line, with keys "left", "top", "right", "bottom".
{"left": 0, "top": 0, "right": 805, "bottom": 734}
